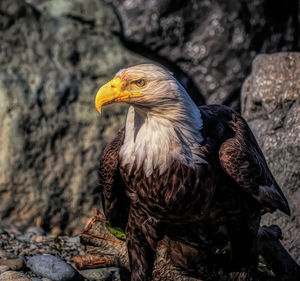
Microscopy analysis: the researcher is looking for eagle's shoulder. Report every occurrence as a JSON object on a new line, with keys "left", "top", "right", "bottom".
{"left": 199, "top": 104, "right": 290, "bottom": 216}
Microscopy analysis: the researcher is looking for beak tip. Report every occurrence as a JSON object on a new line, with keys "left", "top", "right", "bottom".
{"left": 95, "top": 104, "right": 102, "bottom": 114}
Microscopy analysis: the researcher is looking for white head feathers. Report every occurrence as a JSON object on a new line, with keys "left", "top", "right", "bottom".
{"left": 118, "top": 64, "right": 206, "bottom": 176}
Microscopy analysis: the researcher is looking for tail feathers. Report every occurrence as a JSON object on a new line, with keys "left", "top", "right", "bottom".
{"left": 254, "top": 184, "right": 291, "bottom": 216}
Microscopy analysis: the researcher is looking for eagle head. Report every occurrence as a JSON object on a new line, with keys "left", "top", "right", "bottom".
{"left": 95, "top": 64, "right": 190, "bottom": 116}
{"left": 95, "top": 64, "right": 204, "bottom": 176}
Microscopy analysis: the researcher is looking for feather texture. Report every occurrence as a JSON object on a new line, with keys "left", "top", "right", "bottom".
{"left": 98, "top": 105, "right": 290, "bottom": 280}
{"left": 97, "top": 64, "right": 290, "bottom": 281}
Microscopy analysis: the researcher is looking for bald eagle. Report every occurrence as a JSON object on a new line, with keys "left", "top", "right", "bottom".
{"left": 95, "top": 64, "right": 290, "bottom": 281}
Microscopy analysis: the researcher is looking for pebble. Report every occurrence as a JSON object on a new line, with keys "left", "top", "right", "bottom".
{"left": 0, "top": 271, "right": 31, "bottom": 281}
{"left": 65, "top": 237, "right": 80, "bottom": 244}
{"left": 27, "top": 254, "right": 81, "bottom": 281}
{"left": 0, "top": 257, "right": 24, "bottom": 271}
{"left": 26, "top": 227, "right": 46, "bottom": 239}
{"left": 0, "top": 251, "right": 10, "bottom": 259}
{"left": 30, "top": 278, "right": 42, "bottom": 281}
{"left": 8, "top": 227, "right": 22, "bottom": 236}
{"left": 51, "top": 227, "right": 62, "bottom": 236}
{"left": 79, "top": 268, "right": 112, "bottom": 281}
{"left": 35, "top": 236, "right": 44, "bottom": 243}
{"left": 0, "top": 266, "right": 9, "bottom": 274}
{"left": 107, "top": 267, "right": 121, "bottom": 280}
{"left": 16, "top": 235, "right": 31, "bottom": 241}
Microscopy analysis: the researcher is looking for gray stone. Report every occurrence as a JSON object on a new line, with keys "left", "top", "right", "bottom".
{"left": 0, "top": 0, "right": 144, "bottom": 234}
{"left": 0, "top": 271, "right": 31, "bottom": 281}
{"left": 25, "top": 227, "right": 46, "bottom": 238}
{"left": 65, "top": 237, "right": 80, "bottom": 244}
{"left": 107, "top": 267, "right": 121, "bottom": 280}
{"left": 0, "top": 267, "right": 9, "bottom": 275}
{"left": 26, "top": 254, "right": 81, "bottom": 281}
{"left": 30, "top": 278, "right": 42, "bottom": 281}
{"left": 241, "top": 52, "right": 300, "bottom": 263}
{"left": 78, "top": 268, "right": 112, "bottom": 281}
{"left": 0, "top": 251, "right": 10, "bottom": 260}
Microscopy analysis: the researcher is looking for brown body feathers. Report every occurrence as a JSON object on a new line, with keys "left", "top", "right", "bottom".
{"left": 98, "top": 104, "right": 290, "bottom": 281}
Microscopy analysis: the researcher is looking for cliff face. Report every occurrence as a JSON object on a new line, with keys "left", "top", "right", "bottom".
{"left": 242, "top": 53, "right": 300, "bottom": 263}
{"left": 0, "top": 0, "right": 144, "bottom": 234}
{"left": 108, "top": 0, "right": 299, "bottom": 111}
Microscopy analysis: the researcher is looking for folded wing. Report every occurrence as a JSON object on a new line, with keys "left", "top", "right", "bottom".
{"left": 98, "top": 128, "right": 130, "bottom": 229}
{"left": 218, "top": 110, "right": 290, "bottom": 216}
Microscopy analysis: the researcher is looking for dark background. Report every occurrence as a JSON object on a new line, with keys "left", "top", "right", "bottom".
{"left": 0, "top": 0, "right": 299, "bottom": 262}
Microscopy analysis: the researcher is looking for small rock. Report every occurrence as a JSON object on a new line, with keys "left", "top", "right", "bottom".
{"left": 26, "top": 227, "right": 46, "bottom": 239}
{"left": 0, "top": 251, "right": 14, "bottom": 260}
{"left": 108, "top": 267, "right": 121, "bottom": 279}
{"left": 78, "top": 268, "right": 112, "bottom": 281}
{"left": 31, "top": 278, "right": 42, "bottom": 281}
{"left": 65, "top": 237, "right": 80, "bottom": 244}
{"left": 0, "top": 253, "right": 7, "bottom": 260}
{"left": 0, "top": 257, "right": 24, "bottom": 271}
{"left": 34, "top": 236, "right": 44, "bottom": 243}
{"left": 8, "top": 227, "right": 22, "bottom": 236}
{"left": 0, "top": 266, "right": 9, "bottom": 274}
{"left": 51, "top": 227, "right": 62, "bottom": 236}
{"left": 0, "top": 271, "right": 31, "bottom": 281}
{"left": 16, "top": 235, "right": 30, "bottom": 242}
{"left": 27, "top": 255, "right": 82, "bottom": 281}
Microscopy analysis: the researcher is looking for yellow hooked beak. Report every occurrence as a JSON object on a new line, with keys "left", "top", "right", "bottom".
{"left": 95, "top": 77, "right": 144, "bottom": 113}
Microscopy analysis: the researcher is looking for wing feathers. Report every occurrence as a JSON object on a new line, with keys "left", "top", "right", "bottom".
{"left": 98, "top": 127, "right": 130, "bottom": 228}
{"left": 217, "top": 107, "right": 290, "bottom": 215}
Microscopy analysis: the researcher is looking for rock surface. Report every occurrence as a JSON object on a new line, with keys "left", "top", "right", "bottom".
{"left": 0, "top": 267, "right": 9, "bottom": 275}
{"left": 26, "top": 255, "right": 81, "bottom": 281}
{"left": 0, "top": 271, "right": 31, "bottom": 281}
{"left": 0, "top": 225, "right": 84, "bottom": 265}
{"left": 107, "top": 0, "right": 299, "bottom": 110}
{"left": 78, "top": 268, "right": 112, "bottom": 281}
{"left": 0, "top": 258, "right": 24, "bottom": 271}
{"left": 0, "top": 0, "right": 144, "bottom": 234}
{"left": 242, "top": 52, "right": 300, "bottom": 263}
{"left": 0, "top": 224, "right": 89, "bottom": 280}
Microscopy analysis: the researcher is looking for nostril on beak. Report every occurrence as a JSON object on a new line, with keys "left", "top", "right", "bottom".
{"left": 111, "top": 85, "right": 115, "bottom": 88}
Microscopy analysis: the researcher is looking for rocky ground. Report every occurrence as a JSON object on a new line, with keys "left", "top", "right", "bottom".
{"left": 0, "top": 222, "right": 121, "bottom": 281}
{"left": 0, "top": 220, "right": 287, "bottom": 281}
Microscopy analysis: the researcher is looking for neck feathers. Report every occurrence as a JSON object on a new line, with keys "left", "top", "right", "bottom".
{"left": 120, "top": 99, "right": 205, "bottom": 177}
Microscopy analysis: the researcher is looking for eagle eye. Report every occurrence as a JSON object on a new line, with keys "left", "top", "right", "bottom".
{"left": 133, "top": 79, "right": 146, "bottom": 87}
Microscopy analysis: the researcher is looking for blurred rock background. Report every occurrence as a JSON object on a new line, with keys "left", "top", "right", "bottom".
{"left": 0, "top": 0, "right": 299, "bottom": 262}
{"left": 0, "top": 0, "right": 144, "bottom": 235}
